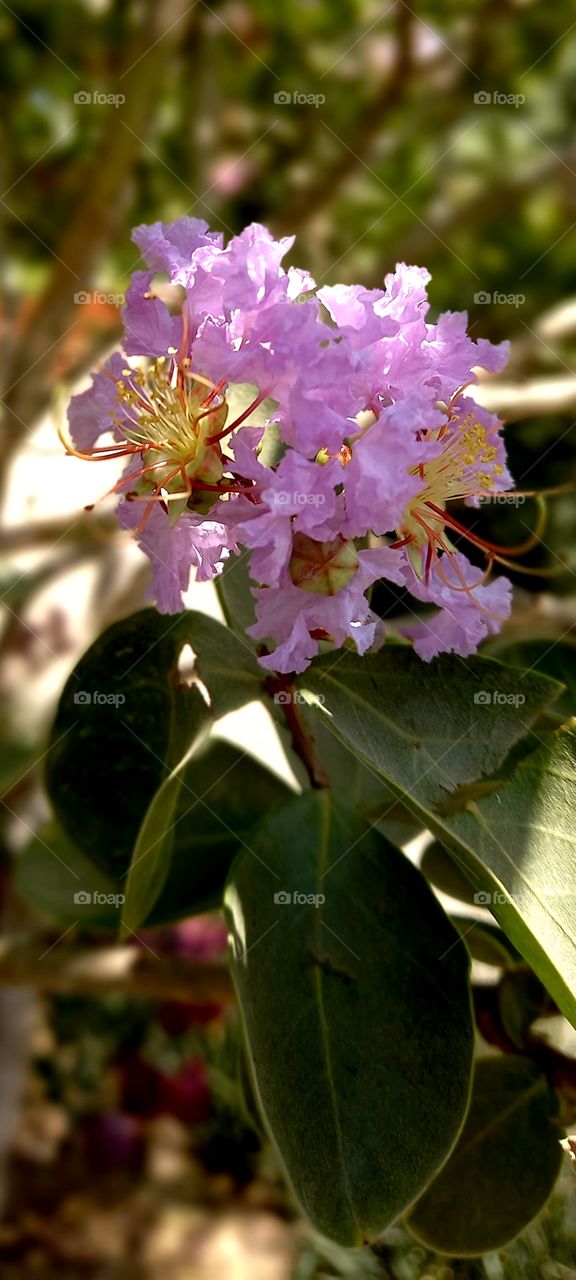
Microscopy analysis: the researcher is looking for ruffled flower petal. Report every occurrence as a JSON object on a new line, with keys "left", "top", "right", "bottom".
{"left": 401, "top": 553, "right": 513, "bottom": 661}
{"left": 68, "top": 353, "right": 130, "bottom": 449}
{"left": 69, "top": 217, "right": 515, "bottom": 673}
{"left": 123, "top": 271, "right": 182, "bottom": 357}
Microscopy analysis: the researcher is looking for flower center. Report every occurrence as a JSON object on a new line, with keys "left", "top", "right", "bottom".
{"left": 401, "top": 414, "right": 504, "bottom": 542}
{"left": 113, "top": 356, "right": 228, "bottom": 493}
{"left": 60, "top": 350, "right": 267, "bottom": 531}
{"left": 393, "top": 413, "right": 506, "bottom": 582}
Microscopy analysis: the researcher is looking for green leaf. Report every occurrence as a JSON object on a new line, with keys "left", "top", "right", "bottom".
{"left": 225, "top": 791, "right": 474, "bottom": 1246}
{"left": 125, "top": 733, "right": 293, "bottom": 932}
{"left": 450, "top": 916, "right": 521, "bottom": 967}
{"left": 421, "top": 841, "right": 477, "bottom": 905}
{"left": 489, "top": 638, "right": 576, "bottom": 718}
{"left": 298, "top": 648, "right": 560, "bottom": 813}
{"left": 298, "top": 649, "right": 576, "bottom": 1027}
{"left": 442, "top": 725, "right": 576, "bottom": 1028}
{"left": 216, "top": 552, "right": 257, "bottom": 641}
{"left": 157, "top": 740, "right": 293, "bottom": 918}
{"left": 46, "top": 608, "right": 263, "bottom": 879}
{"left": 498, "top": 968, "right": 549, "bottom": 1047}
{"left": 181, "top": 609, "right": 263, "bottom": 717}
{"left": 301, "top": 707, "right": 424, "bottom": 845}
{"left": 14, "top": 822, "right": 126, "bottom": 928}
{"left": 407, "top": 1056, "right": 563, "bottom": 1255}
{"left": 18, "top": 746, "right": 293, "bottom": 929}
{"left": 46, "top": 610, "right": 188, "bottom": 877}
{"left": 120, "top": 686, "right": 211, "bottom": 937}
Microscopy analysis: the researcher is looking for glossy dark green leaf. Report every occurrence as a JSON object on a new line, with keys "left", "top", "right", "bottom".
{"left": 300, "top": 707, "right": 424, "bottom": 845}
{"left": 46, "top": 608, "right": 263, "bottom": 878}
{"left": 498, "top": 968, "right": 550, "bottom": 1047}
{"left": 407, "top": 1056, "right": 563, "bottom": 1255}
{"left": 450, "top": 916, "right": 521, "bottom": 968}
{"left": 216, "top": 553, "right": 257, "bottom": 641}
{"left": 421, "top": 841, "right": 476, "bottom": 905}
{"left": 442, "top": 726, "right": 576, "bottom": 1028}
{"left": 225, "top": 791, "right": 474, "bottom": 1246}
{"left": 489, "top": 638, "right": 576, "bottom": 718}
{"left": 18, "top": 745, "right": 292, "bottom": 928}
{"left": 157, "top": 740, "right": 293, "bottom": 917}
{"left": 46, "top": 610, "right": 187, "bottom": 877}
{"left": 181, "top": 608, "right": 263, "bottom": 717}
{"left": 298, "top": 648, "right": 559, "bottom": 814}
{"left": 14, "top": 822, "right": 126, "bottom": 928}
{"left": 120, "top": 686, "right": 211, "bottom": 936}
{"left": 298, "top": 649, "right": 576, "bottom": 1028}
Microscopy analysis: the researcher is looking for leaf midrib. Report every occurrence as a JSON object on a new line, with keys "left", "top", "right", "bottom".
{"left": 431, "top": 1076, "right": 547, "bottom": 1176}
{"left": 311, "top": 795, "right": 361, "bottom": 1238}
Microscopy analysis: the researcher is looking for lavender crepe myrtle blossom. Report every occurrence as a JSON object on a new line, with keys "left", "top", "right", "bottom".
{"left": 64, "top": 217, "right": 517, "bottom": 673}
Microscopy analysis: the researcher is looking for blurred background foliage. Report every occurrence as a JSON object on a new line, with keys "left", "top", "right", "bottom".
{"left": 1, "top": 0, "right": 576, "bottom": 1277}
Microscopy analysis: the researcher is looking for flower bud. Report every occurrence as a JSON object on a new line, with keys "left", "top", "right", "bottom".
{"left": 289, "top": 533, "right": 359, "bottom": 595}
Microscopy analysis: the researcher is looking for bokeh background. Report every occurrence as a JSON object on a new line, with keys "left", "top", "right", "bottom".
{"left": 1, "top": 1, "right": 576, "bottom": 1276}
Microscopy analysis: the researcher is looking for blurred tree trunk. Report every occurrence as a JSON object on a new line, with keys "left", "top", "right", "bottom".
{"left": 1, "top": 0, "right": 199, "bottom": 481}
{"left": 0, "top": 987, "right": 35, "bottom": 1214}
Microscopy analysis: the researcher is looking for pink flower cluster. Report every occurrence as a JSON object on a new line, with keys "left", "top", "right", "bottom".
{"left": 67, "top": 218, "right": 513, "bottom": 673}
